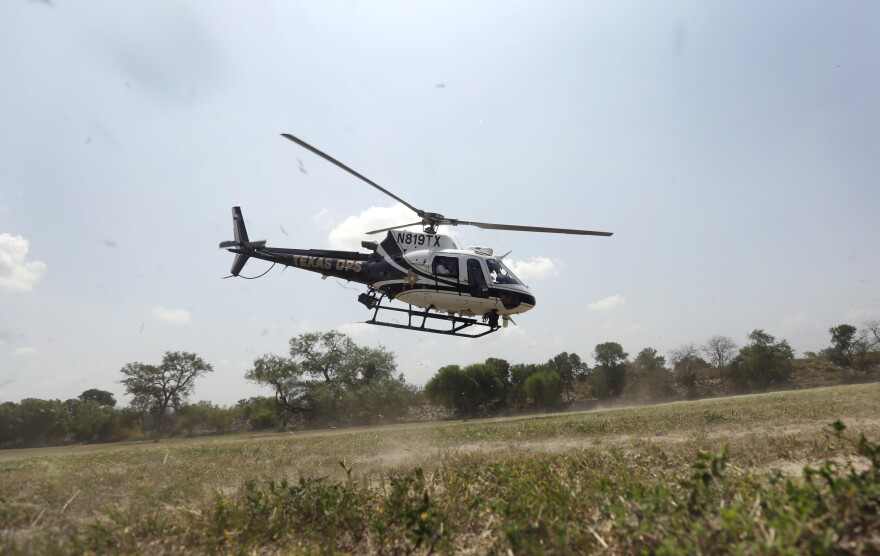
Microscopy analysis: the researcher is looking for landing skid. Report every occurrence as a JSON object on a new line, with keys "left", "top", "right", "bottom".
{"left": 359, "top": 290, "right": 499, "bottom": 338}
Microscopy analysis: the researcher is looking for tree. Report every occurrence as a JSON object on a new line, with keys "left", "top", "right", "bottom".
{"left": 851, "top": 334, "right": 875, "bottom": 375}
{"left": 174, "top": 401, "right": 239, "bottom": 437}
{"left": 291, "top": 331, "right": 400, "bottom": 425}
{"left": 247, "top": 331, "right": 412, "bottom": 427}
{"left": 592, "top": 342, "right": 628, "bottom": 400}
{"left": 120, "top": 351, "right": 213, "bottom": 440}
{"left": 424, "top": 365, "right": 469, "bottom": 415}
{"left": 78, "top": 389, "right": 117, "bottom": 407}
{"left": 0, "top": 402, "right": 17, "bottom": 448}
{"left": 424, "top": 363, "right": 504, "bottom": 418}
{"left": 828, "top": 324, "right": 858, "bottom": 368}
{"left": 524, "top": 370, "right": 563, "bottom": 409}
{"left": 246, "top": 354, "right": 308, "bottom": 418}
{"left": 625, "top": 347, "right": 673, "bottom": 402}
{"left": 289, "top": 331, "right": 363, "bottom": 385}
{"left": 15, "top": 399, "right": 69, "bottom": 447}
{"left": 507, "top": 363, "right": 545, "bottom": 409}
{"left": 701, "top": 335, "right": 738, "bottom": 387}
{"left": 864, "top": 319, "right": 880, "bottom": 349}
{"left": 546, "top": 352, "right": 589, "bottom": 399}
{"left": 483, "top": 357, "right": 512, "bottom": 407}
{"left": 729, "top": 330, "right": 794, "bottom": 392}
{"left": 64, "top": 398, "right": 126, "bottom": 443}
{"left": 669, "top": 344, "right": 709, "bottom": 399}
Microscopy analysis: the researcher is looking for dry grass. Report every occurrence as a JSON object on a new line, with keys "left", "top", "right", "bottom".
{"left": 2, "top": 383, "right": 879, "bottom": 553}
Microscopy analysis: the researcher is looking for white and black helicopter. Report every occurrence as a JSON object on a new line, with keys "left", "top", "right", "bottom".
{"left": 220, "top": 134, "right": 612, "bottom": 338}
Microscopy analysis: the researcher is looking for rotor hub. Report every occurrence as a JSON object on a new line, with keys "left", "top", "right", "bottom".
{"left": 421, "top": 212, "right": 446, "bottom": 234}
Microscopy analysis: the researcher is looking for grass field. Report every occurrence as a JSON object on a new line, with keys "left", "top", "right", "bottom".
{"left": 2, "top": 383, "right": 879, "bottom": 554}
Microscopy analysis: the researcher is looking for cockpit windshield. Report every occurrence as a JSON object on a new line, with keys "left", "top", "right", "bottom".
{"left": 485, "top": 258, "right": 523, "bottom": 286}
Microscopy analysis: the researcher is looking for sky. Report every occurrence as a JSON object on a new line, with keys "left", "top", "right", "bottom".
{"left": 1, "top": 0, "right": 878, "bottom": 406}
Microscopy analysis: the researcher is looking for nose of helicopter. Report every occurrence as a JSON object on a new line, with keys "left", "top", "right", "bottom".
{"left": 502, "top": 290, "right": 536, "bottom": 315}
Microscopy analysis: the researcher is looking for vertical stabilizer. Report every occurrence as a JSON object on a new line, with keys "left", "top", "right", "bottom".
{"left": 233, "top": 206, "right": 249, "bottom": 244}
{"left": 230, "top": 253, "right": 250, "bottom": 277}
{"left": 219, "top": 206, "right": 265, "bottom": 277}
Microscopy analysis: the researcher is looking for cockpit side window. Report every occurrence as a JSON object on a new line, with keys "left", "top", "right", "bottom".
{"left": 486, "top": 258, "right": 522, "bottom": 285}
{"left": 433, "top": 256, "right": 459, "bottom": 279}
{"left": 467, "top": 258, "right": 490, "bottom": 297}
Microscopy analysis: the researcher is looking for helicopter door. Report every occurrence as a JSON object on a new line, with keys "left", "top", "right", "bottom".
{"left": 466, "top": 258, "right": 490, "bottom": 298}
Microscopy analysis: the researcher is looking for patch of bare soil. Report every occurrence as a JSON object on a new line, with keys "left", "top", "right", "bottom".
{"left": 768, "top": 455, "right": 873, "bottom": 478}
{"left": 363, "top": 416, "right": 880, "bottom": 476}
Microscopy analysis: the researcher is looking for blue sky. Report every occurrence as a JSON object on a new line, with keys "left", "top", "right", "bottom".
{"left": 1, "top": 1, "right": 878, "bottom": 405}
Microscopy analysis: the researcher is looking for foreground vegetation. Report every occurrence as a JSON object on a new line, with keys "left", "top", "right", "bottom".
{"left": 2, "top": 383, "right": 879, "bottom": 553}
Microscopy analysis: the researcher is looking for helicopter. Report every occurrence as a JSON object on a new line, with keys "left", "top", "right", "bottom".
{"left": 220, "top": 133, "right": 612, "bottom": 338}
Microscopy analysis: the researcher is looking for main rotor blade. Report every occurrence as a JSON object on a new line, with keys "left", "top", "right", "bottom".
{"left": 280, "top": 133, "right": 422, "bottom": 216}
{"left": 366, "top": 221, "right": 425, "bottom": 235}
{"left": 456, "top": 220, "right": 613, "bottom": 236}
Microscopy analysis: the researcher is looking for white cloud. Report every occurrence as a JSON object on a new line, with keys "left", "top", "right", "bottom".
{"left": 0, "top": 234, "right": 46, "bottom": 292}
{"left": 327, "top": 204, "right": 423, "bottom": 250}
{"left": 15, "top": 346, "right": 38, "bottom": 356}
{"left": 0, "top": 339, "right": 5, "bottom": 349}
{"left": 783, "top": 312, "right": 820, "bottom": 330}
{"left": 151, "top": 306, "right": 191, "bottom": 324}
{"left": 499, "top": 323, "right": 527, "bottom": 338}
{"left": 337, "top": 321, "right": 378, "bottom": 338}
{"left": 588, "top": 294, "right": 626, "bottom": 311}
{"left": 505, "top": 257, "right": 561, "bottom": 281}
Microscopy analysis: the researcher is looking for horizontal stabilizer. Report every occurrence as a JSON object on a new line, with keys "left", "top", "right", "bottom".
{"left": 219, "top": 239, "right": 266, "bottom": 249}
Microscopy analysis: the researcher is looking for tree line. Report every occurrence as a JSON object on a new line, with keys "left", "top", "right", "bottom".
{"left": 2, "top": 320, "right": 878, "bottom": 449}
{"left": 0, "top": 389, "right": 289, "bottom": 450}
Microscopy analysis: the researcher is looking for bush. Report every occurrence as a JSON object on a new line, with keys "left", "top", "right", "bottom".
{"left": 249, "top": 409, "right": 279, "bottom": 430}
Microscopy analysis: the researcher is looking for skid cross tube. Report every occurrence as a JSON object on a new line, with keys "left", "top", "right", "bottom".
{"left": 361, "top": 290, "right": 499, "bottom": 338}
